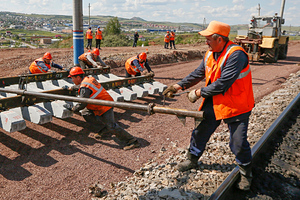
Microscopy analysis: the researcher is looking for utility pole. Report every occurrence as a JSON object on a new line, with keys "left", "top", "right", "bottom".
{"left": 203, "top": 18, "right": 206, "bottom": 29}
{"left": 88, "top": 3, "right": 91, "bottom": 27}
{"left": 73, "top": 0, "right": 84, "bottom": 66}
{"left": 257, "top": 3, "right": 261, "bottom": 16}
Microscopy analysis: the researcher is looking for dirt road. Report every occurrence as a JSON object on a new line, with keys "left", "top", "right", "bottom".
{"left": 0, "top": 41, "right": 299, "bottom": 199}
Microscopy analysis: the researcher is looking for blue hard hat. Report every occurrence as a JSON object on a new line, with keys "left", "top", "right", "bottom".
{"left": 89, "top": 27, "right": 91, "bottom": 29}
{"left": 98, "top": 26, "right": 100, "bottom": 29}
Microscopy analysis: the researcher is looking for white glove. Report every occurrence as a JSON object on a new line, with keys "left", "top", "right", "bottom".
{"left": 187, "top": 89, "right": 200, "bottom": 103}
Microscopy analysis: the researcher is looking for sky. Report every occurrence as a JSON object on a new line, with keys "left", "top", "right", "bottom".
{"left": 2, "top": 0, "right": 300, "bottom": 26}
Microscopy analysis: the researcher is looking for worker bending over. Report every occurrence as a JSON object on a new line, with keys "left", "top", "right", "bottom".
{"left": 29, "top": 52, "right": 65, "bottom": 74}
{"left": 125, "top": 52, "right": 154, "bottom": 78}
{"left": 64, "top": 67, "right": 140, "bottom": 150}
{"left": 78, "top": 48, "right": 107, "bottom": 69}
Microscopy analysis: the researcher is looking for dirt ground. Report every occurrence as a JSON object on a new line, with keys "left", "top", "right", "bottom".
{"left": 0, "top": 41, "right": 300, "bottom": 199}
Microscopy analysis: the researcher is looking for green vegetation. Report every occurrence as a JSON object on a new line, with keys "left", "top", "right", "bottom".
{"left": 104, "top": 17, "right": 121, "bottom": 35}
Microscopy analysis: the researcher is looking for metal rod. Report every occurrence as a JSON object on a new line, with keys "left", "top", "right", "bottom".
{"left": 0, "top": 88, "right": 204, "bottom": 119}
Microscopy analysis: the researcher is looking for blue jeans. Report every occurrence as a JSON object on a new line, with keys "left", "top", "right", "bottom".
{"left": 189, "top": 98, "right": 252, "bottom": 165}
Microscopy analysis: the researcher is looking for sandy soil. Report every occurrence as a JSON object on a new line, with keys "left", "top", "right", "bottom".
{"left": 0, "top": 41, "right": 299, "bottom": 199}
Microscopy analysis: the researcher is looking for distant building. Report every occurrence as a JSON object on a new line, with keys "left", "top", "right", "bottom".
{"left": 9, "top": 25, "right": 23, "bottom": 29}
{"left": 40, "top": 38, "right": 52, "bottom": 44}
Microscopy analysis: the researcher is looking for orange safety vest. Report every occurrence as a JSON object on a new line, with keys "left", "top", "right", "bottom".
{"left": 170, "top": 32, "right": 175, "bottom": 41}
{"left": 164, "top": 34, "right": 170, "bottom": 43}
{"left": 78, "top": 52, "right": 96, "bottom": 66}
{"left": 86, "top": 29, "right": 93, "bottom": 39}
{"left": 125, "top": 56, "right": 145, "bottom": 75}
{"left": 198, "top": 41, "right": 254, "bottom": 120}
{"left": 95, "top": 30, "right": 102, "bottom": 40}
{"left": 79, "top": 76, "right": 113, "bottom": 116}
{"left": 29, "top": 58, "right": 51, "bottom": 74}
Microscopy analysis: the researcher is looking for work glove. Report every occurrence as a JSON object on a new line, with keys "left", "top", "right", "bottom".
{"left": 187, "top": 89, "right": 200, "bottom": 103}
{"left": 149, "top": 71, "right": 155, "bottom": 76}
{"left": 62, "top": 85, "right": 69, "bottom": 90}
{"left": 97, "top": 65, "right": 103, "bottom": 69}
{"left": 162, "top": 85, "right": 177, "bottom": 98}
{"left": 63, "top": 103, "right": 74, "bottom": 111}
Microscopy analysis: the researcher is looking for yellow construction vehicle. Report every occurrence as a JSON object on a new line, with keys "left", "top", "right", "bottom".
{"left": 234, "top": 0, "right": 289, "bottom": 63}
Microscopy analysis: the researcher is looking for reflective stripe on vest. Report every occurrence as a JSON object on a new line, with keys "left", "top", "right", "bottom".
{"left": 81, "top": 81, "right": 104, "bottom": 99}
{"left": 29, "top": 58, "right": 51, "bottom": 74}
{"left": 204, "top": 44, "right": 251, "bottom": 81}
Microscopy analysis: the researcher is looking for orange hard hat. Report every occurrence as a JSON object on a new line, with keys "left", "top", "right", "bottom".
{"left": 68, "top": 67, "right": 84, "bottom": 77}
{"left": 139, "top": 52, "right": 147, "bottom": 60}
{"left": 92, "top": 48, "right": 100, "bottom": 56}
{"left": 43, "top": 52, "right": 52, "bottom": 60}
{"left": 167, "top": 31, "right": 169, "bottom": 33}
{"left": 198, "top": 21, "right": 230, "bottom": 37}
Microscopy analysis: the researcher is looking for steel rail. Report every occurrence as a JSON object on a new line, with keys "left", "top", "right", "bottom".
{"left": 0, "top": 88, "right": 204, "bottom": 119}
{"left": 209, "top": 92, "right": 300, "bottom": 200}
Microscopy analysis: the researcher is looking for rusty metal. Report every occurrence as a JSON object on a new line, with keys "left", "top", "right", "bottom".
{"left": 0, "top": 67, "right": 154, "bottom": 91}
{"left": 0, "top": 88, "right": 204, "bottom": 119}
{"left": 0, "top": 68, "right": 110, "bottom": 87}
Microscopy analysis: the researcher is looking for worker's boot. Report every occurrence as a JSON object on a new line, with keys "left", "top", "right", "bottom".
{"left": 176, "top": 151, "right": 200, "bottom": 172}
{"left": 237, "top": 163, "right": 253, "bottom": 191}
{"left": 123, "top": 138, "right": 140, "bottom": 150}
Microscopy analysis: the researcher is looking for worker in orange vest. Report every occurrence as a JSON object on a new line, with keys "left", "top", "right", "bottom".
{"left": 125, "top": 52, "right": 154, "bottom": 78}
{"left": 95, "top": 26, "right": 103, "bottom": 49}
{"left": 63, "top": 67, "right": 140, "bottom": 150}
{"left": 29, "top": 52, "right": 65, "bottom": 74}
{"left": 164, "top": 31, "right": 170, "bottom": 49}
{"left": 86, "top": 27, "right": 93, "bottom": 50}
{"left": 170, "top": 31, "right": 176, "bottom": 49}
{"left": 78, "top": 48, "right": 107, "bottom": 69}
{"left": 163, "top": 21, "right": 254, "bottom": 191}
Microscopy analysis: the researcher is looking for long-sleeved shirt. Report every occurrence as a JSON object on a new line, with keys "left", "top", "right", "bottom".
{"left": 36, "top": 61, "right": 63, "bottom": 72}
{"left": 177, "top": 47, "right": 250, "bottom": 123}
{"left": 132, "top": 59, "right": 152, "bottom": 73}
{"left": 86, "top": 54, "right": 107, "bottom": 67}
{"left": 73, "top": 86, "right": 91, "bottom": 113}
{"left": 134, "top": 33, "right": 139, "bottom": 41}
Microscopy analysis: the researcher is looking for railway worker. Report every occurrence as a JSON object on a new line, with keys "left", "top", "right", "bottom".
{"left": 125, "top": 52, "right": 154, "bottom": 78}
{"left": 133, "top": 31, "right": 139, "bottom": 47}
{"left": 29, "top": 52, "right": 65, "bottom": 74}
{"left": 95, "top": 26, "right": 103, "bottom": 49}
{"left": 86, "top": 27, "right": 93, "bottom": 50}
{"left": 64, "top": 67, "right": 140, "bottom": 150}
{"left": 78, "top": 48, "right": 107, "bottom": 69}
{"left": 170, "top": 31, "right": 176, "bottom": 49}
{"left": 162, "top": 20, "right": 254, "bottom": 191}
{"left": 164, "top": 31, "right": 170, "bottom": 49}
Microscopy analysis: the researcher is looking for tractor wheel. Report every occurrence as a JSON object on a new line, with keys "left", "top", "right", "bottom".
{"left": 264, "top": 40, "right": 279, "bottom": 63}
{"left": 278, "top": 43, "right": 288, "bottom": 59}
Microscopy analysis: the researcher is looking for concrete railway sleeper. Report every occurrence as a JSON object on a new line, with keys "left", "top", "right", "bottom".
{"left": 0, "top": 68, "right": 204, "bottom": 133}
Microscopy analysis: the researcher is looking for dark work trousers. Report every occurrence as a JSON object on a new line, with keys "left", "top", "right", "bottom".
{"left": 170, "top": 40, "right": 176, "bottom": 49}
{"left": 125, "top": 70, "right": 141, "bottom": 78}
{"left": 86, "top": 39, "right": 92, "bottom": 49}
{"left": 133, "top": 39, "right": 138, "bottom": 47}
{"left": 189, "top": 97, "right": 252, "bottom": 165}
{"left": 164, "top": 42, "right": 169, "bottom": 49}
{"left": 82, "top": 108, "right": 135, "bottom": 143}
{"left": 96, "top": 39, "right": 101, "bottom": 49}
